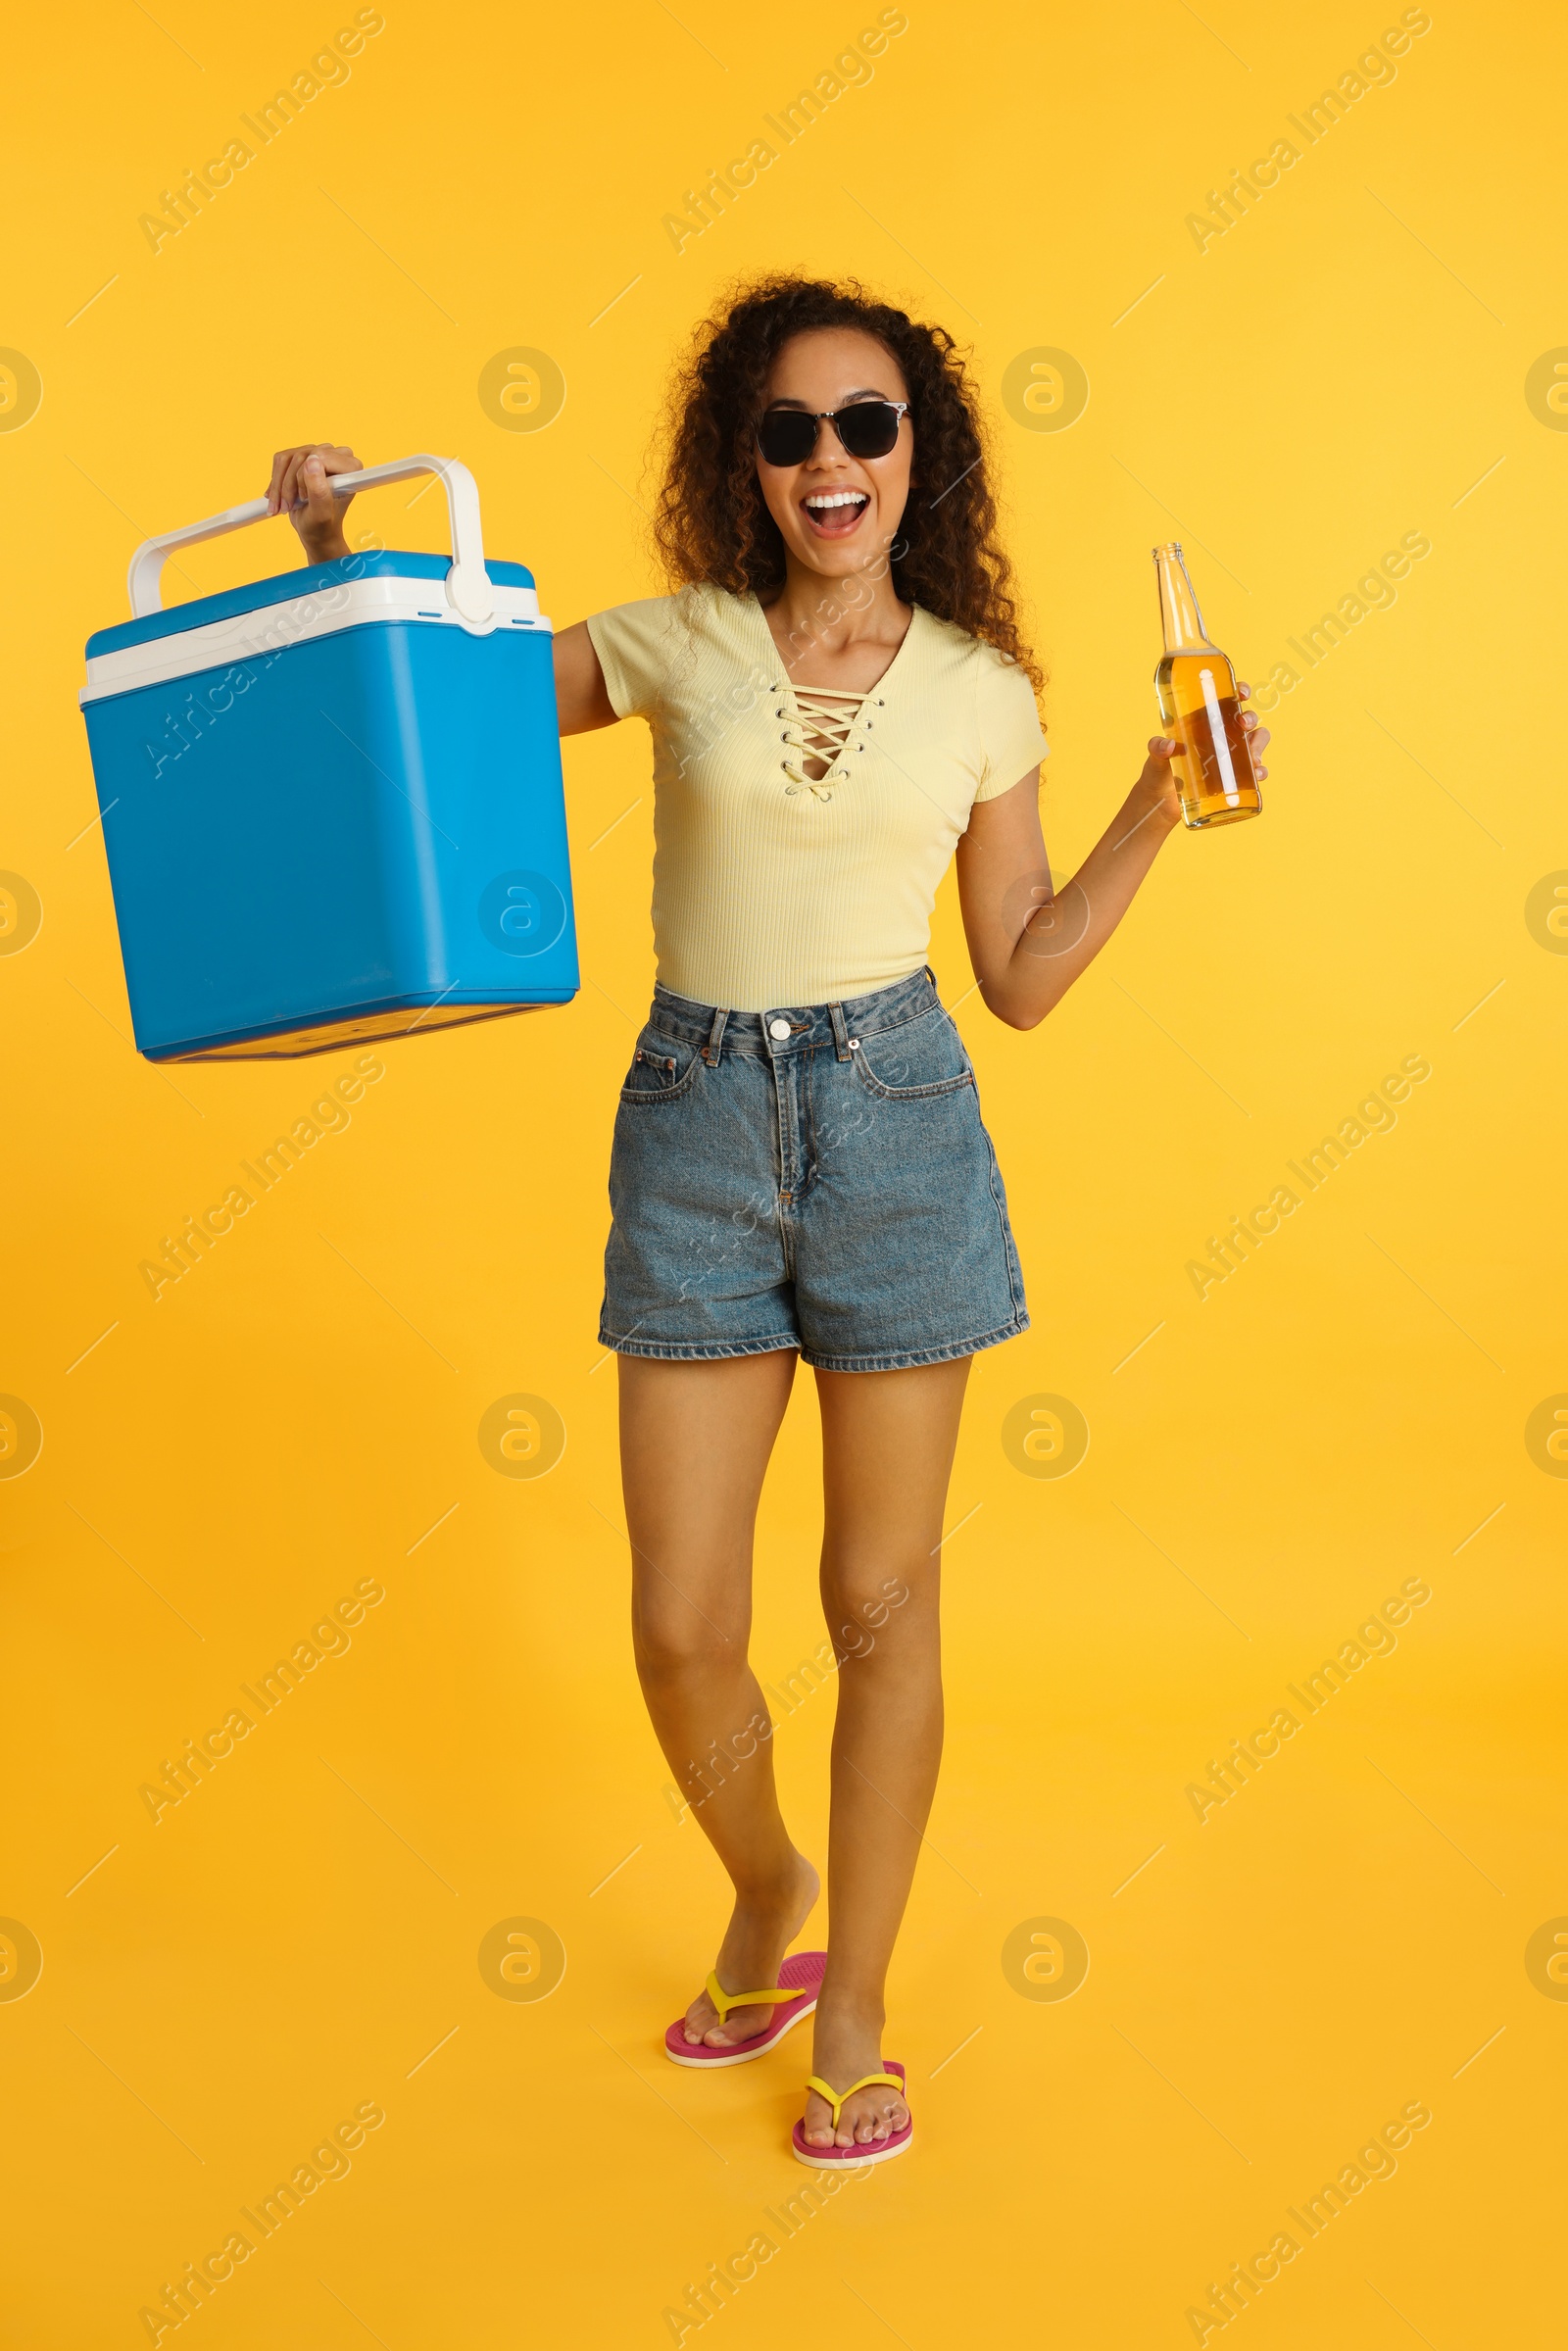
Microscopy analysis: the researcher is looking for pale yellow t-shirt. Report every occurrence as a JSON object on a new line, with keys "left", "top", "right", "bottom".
{"left": 585, "top": 581, "right": 1048, "bottom": 1013}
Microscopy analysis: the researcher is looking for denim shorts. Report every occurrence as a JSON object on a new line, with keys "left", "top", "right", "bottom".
{"left": 598, "top": 968, "right": 1029, "bottom": 1373}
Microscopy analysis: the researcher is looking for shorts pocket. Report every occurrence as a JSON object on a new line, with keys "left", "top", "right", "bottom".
{"left": 852, "top": 1008, "right": 975, "bottom": 1102}
{"left": 619, "top": 1026, "right": 705, "bottom": 1104}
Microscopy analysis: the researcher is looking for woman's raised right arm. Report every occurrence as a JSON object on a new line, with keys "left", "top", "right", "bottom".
{"left": 270, "top": 441, "right": 618, "bottom": 740}
{"left": 552, "top": 621, "right": 617, "bottom": 736}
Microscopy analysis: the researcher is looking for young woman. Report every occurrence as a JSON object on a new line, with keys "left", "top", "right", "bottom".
{"left": 269, "top": 275, "right": 1267, "bottom": 2166}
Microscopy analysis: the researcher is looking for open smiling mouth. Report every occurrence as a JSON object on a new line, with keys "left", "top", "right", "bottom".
{"left": 802, "top": 490, "right": 869, "bottom": 538}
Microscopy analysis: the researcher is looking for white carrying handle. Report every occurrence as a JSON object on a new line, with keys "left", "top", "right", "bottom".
{"left": 125, "top": 454, "right": 495, "bottom": 626}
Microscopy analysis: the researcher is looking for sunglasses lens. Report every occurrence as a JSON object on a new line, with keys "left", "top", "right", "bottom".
{"left": 837, "top": 402, "right": 902, "bottom": 459}
{"left": 758, "top": 411, "right": 816, "bottom": 466}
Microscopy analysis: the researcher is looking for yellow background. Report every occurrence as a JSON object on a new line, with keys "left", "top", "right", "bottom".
{"left": 5, "top": 0, "right": 1564, "bottom": 2342}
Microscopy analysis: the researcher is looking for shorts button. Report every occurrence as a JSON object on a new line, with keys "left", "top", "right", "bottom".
{"left": 768, "top": 1018, "right": 791, "bottom": 1040}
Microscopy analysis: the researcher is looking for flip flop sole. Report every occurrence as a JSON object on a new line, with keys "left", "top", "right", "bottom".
{"left": 791, "top": 2124, "right": 913, "bottom": 2168}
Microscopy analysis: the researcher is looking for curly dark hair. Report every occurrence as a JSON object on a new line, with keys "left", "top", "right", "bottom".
{"left": 652, "top": 273, "right": 1043, "bottom": 695}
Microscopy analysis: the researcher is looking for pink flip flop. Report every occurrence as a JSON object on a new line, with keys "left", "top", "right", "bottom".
{"left": 792, "top": 2061, "right": 912, "bottom": 2167}
{"left": 664, "top": 1949, "right": 826, "bottom": 2069}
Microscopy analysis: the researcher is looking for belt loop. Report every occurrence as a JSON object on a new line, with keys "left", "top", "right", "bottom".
{"left": 703, "top": 1006, "right": 729, "bottom": 1065}
{"left": 922, "top": 963, "right": 938, "bottom": 988}
{"left": 828, "top": 1002, "right": 852, "bottom": 1062}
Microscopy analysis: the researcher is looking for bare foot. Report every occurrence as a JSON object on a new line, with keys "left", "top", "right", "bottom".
{"left": 681, "top": 1852, "right": 820, "bottom": 2048}
{"left": 801, "top": 1993, "right": 908, "bottom": 2147}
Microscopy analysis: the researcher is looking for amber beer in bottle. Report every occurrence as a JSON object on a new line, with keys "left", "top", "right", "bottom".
{"left": 1152, "top": 543, "right": 1261, "bottom": 828}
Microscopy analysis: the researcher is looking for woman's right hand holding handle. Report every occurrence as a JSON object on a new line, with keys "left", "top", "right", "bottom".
{"left": 267, "top": 442, "right": 364, "bottom": 564}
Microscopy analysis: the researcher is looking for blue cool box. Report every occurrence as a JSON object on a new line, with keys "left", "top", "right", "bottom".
{"left": 79, "top": 458, "right": 577, "bottom": 1061}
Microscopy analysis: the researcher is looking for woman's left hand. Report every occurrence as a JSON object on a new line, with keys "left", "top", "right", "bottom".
{"left": 1239, "top": 682, "right": 1270, "bottom": 782}
{"left": 1137, "top": 679, "right": 1271, "bottom": 825}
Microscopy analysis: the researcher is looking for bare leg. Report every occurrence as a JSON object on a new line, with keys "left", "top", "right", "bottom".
{"left": 802, "top": 1355, "right": 971, "bottom": 2148}
{"left": 619, "top": 1351, "right": 819, "bottom": 2048}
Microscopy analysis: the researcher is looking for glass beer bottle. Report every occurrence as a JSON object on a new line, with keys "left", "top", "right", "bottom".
{"left": 1152, "top": 542, "right": 1261, "bottom": 828}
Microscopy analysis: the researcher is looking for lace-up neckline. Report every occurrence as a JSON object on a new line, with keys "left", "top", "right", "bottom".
{"left": 780, "top": 684, "right": 872, "bottom": 798}
{"left": 750, "top": 594, "right": 918, "bottom": 805}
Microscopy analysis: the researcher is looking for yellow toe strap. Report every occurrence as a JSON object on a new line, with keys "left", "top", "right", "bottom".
{"left": 706, "top": 1969, "right": 789, "bottom": 2024}
{"left": 805, "top": 2071, "right": 906, "bottom": 2127}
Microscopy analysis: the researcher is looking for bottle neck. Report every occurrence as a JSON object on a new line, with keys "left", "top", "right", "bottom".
{"left": 1153, "top": 543, "right": 1217, "bottom": 653}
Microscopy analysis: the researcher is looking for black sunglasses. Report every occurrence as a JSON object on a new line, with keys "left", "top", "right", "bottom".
{"left": 756, "top": 400, "right": 909, "bottom": 467}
